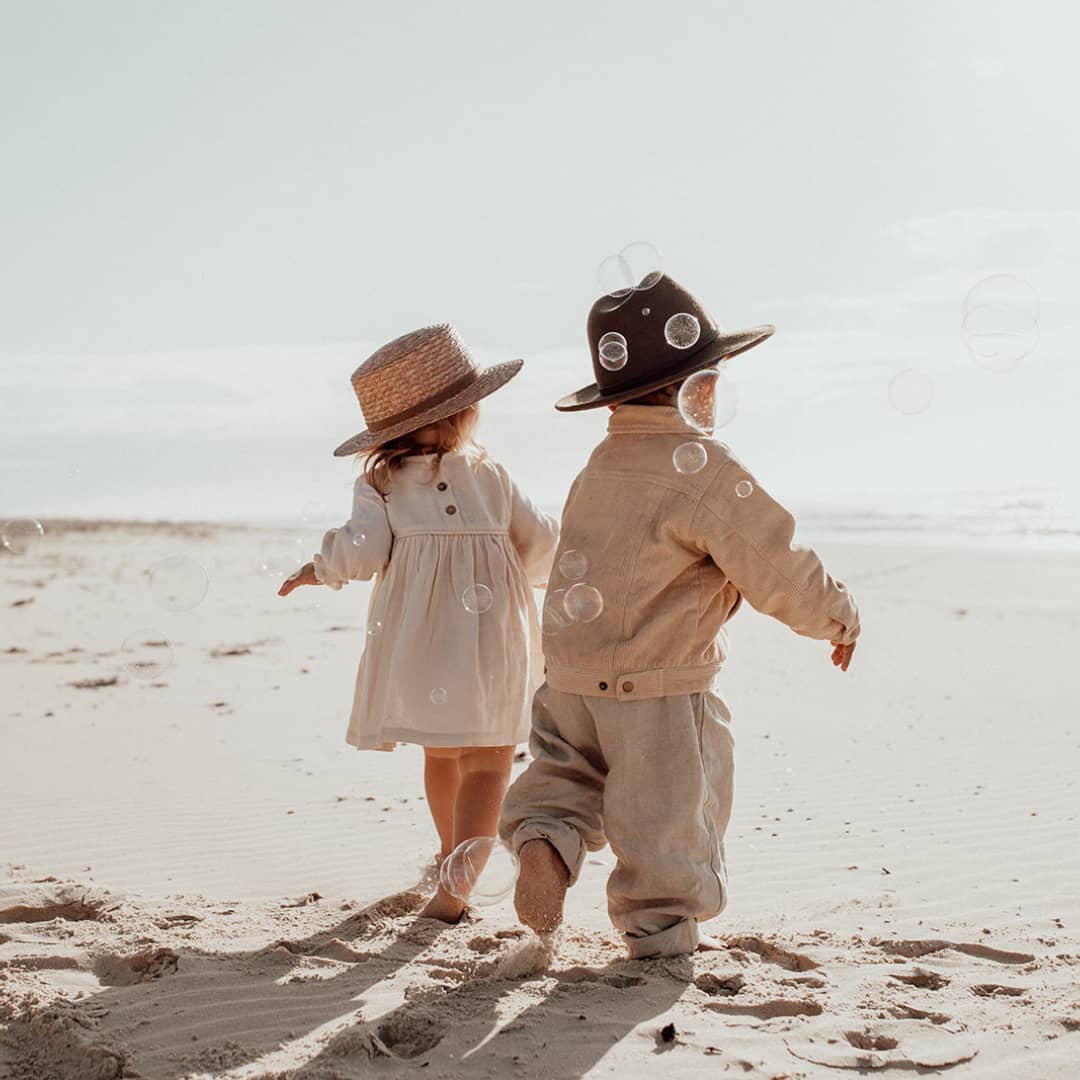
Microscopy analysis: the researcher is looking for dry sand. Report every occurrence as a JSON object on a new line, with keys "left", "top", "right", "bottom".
{"left": 1, "top": 522, "right": 1079, "bottom": 1078}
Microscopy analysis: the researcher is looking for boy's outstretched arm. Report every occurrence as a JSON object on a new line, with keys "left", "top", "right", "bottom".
{"left": 694, "top": 463, "right": 860, "bottom": 670}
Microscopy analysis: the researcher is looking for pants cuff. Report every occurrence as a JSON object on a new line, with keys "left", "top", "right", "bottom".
{"left": 624, "top": 917, "right": 701, "bottom": 959}
{"left": 507, "top": 820, "right": 586, "bottom": 886}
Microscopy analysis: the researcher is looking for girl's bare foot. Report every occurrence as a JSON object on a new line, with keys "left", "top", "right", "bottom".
{"left": 418, "top": 887, "right": 468, "bottom": 924}
{"left": 514, "top": 839, "right": 568, "bottom": 935}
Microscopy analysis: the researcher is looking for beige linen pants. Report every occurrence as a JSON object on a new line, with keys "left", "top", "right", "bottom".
{"left": 499, "top": 682, "right": 735, "bottom": 958}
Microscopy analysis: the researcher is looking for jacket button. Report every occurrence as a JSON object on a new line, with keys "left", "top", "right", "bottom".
{"left": 598, "top": 681, "right": 608, "bottom": 691}
{"left": 437, "top": 482, "right": 448, "bottom": 491}
{"left": 445, "top": 505, "right": 457, "bottom": 515}
{"left": 622, "top": 681, "right": 634, "bottom": 693}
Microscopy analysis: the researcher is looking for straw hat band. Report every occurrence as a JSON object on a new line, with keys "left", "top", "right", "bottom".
{"left": 365, "top": 369, "right": 480, "bottom": 432}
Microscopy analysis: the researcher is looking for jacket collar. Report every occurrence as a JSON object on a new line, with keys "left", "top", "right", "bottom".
{"left": 606, "top": 405, "right": 697, "bottom": 436}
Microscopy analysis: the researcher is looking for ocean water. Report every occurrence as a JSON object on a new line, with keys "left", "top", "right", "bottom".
{"left": 2, "top": 328, "right": 1078, "bottom": 549}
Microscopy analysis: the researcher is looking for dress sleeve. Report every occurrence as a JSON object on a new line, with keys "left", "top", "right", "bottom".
{"left": 692, "top": 458, "right": 860, "bottom": 645}
{"left": 500, "top": 465, "right": 559, "bottom": 585}
{"left": 313, "top": 478, "right": 393, "bottom": 590}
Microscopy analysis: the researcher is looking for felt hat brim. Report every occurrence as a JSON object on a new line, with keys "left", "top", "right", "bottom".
{"left": 555, "top": 326, "right": 774, "bottom": 412}
{"left": 333, "top": 359, "right": 523, "bottom": 456}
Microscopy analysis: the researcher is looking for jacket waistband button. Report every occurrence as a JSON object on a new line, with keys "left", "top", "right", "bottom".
{"left": 445, "top": 505, "right": 457, "bottom": 515}
{"left": 622, "top": 681, "right": 634, "bottom": 693}
{"left": 437, "top": 482, "right": 448, "bottom": 491}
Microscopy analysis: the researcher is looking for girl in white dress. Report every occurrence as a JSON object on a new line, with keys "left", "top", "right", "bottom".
{"left": 279, "top": 325, "right": 557, "bottom": 921}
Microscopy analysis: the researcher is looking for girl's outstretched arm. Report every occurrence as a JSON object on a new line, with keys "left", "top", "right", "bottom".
{"left": 311, "top": 478, "right": 394, "bottom": 590}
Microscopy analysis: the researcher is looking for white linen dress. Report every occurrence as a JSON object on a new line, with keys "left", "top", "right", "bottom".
{"left": 313, "top": 450, "right": 558, "bottom": 750}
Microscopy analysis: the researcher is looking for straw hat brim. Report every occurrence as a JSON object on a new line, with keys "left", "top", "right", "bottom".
{"left": 333, "top": 359, "right": 524, "bottom": 457}
{"left": 554, "top": 325, "right": 775, "bottom": 412}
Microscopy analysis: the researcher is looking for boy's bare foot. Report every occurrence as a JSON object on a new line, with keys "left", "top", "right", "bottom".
{"left": 418, "top": 888, "right": 468, "bottom": 924}
{"left": 696, "top": 932, "right": 726, "bottom": 952}
{"left": 515, "top": 839, "right": 569, "bottom": 935}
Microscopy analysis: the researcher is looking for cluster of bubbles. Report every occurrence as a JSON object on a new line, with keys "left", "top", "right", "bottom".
{"left": 889, "top": 274, "right": 1040, "bottom": 417}
{"left": 1, "top": 518, "right": 45, "bottom": 556}
{"left": 544, "top": 550, "right": 605, "bottom": 631}
{"left": 440, "top": 836, "right": 520, "bottom": 906}
{"left": 597, "top": 241, "right": 664, "bottom": 299}
{"left": 597, "top": 331, "right": 628, "bottom": 372}
{"left": 121, "top": 629, "right": 174, "bottom": 681}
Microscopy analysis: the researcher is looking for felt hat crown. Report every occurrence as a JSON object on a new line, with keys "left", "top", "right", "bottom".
{"left": 334, "top": 324, "right": 522, "bottom": 456}
{"left": 555, "top": 274, "right": 774, "bottom": 411}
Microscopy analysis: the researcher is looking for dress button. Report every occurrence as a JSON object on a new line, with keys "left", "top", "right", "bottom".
{"left": 445, "top": 505, "right": 457, "bottom": 515}
{"left": 437, "top": 482, "right": 448, "bottom": 491}
{"left": 598, "top": 681, "right": 608, "bottom": 691}
{"left": 622, "top": 681, "right": 634, "bottom": 693}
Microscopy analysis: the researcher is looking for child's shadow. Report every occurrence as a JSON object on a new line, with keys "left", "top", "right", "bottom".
{"left": 86, "top": 886, "right": 455, "bottom": 1080}
{"left": 295, "top": 945, "right": 695, "bottom": 1076}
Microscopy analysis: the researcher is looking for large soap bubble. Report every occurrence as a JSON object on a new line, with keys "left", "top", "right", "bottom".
{"left": 148, "top": 555, "right": 209, "bottom": 613}
{"left": 121, "top": 630, "right": 174, "bottom": 681}
{"left": 1, "top": 519, "right": 45, "bottom": 556}
{"left": 961, "top": 275, "right": 1040, "bottom": 373}
{"left": 564, "top": 583, "right": 604, "bottom": 623}
{"left": 678, "top": 368, "right": 737, "bottom": 432}
{"left": 673, "top": 442, "right": 708, "bottom": 475}
{"left": 440, "top": 836, "right": 519, "bottom": 906}
{"left": 888, "top": 369, "right": 933, "bottom": 415}
{"left": 462, "top": 583, "right": 493, "bottom": 614}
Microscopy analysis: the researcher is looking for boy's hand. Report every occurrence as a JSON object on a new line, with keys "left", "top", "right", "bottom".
{"left": 830, "top": 641, "right": 856, "bottom": 672}
{"left": 278, "top": 562, "right": 319, "bottom": 597}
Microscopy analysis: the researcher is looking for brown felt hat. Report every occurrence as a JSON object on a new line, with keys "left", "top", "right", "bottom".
{"left": 555, "top": 274, "right": 774, "bottom": 411}
{"left": 333, "top": 324, "right": 522, "bottom": 456}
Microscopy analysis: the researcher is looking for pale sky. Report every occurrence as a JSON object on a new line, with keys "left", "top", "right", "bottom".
{"left": 2, "top": 1, "right": 1078, "bottom": 529}
{"left": 3, "top": 0, "right": 1077, "bottom": 354}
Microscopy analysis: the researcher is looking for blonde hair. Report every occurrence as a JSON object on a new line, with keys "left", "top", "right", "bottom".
{"left": 361, "top": 404, "right": 483, "bottom": 495}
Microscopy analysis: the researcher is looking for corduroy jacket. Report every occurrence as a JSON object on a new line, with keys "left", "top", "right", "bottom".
{"left": 542, "top": 405, "right": 860, "bottom": 700}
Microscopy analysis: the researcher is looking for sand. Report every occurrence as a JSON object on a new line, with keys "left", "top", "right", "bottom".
{"left": 1, "top": 521, "right": 1079, "bottom": 1078}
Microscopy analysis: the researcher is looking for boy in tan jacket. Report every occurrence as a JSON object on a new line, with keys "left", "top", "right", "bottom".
{"left": 499, "top": 274, "right": 860, "bottom": 958}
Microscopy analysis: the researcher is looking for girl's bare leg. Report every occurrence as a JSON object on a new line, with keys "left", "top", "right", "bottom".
{"left": 423, "top": 747, "right": 461, "bottom": 862}
{"left": 420, "top": 745, "right": 514, "bottom": 923}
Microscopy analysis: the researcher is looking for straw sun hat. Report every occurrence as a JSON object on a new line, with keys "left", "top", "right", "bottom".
{"left": 333, "top": 324, "right": 522, "bottom": 457}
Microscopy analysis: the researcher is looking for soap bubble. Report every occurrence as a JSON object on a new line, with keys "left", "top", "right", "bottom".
{"left": 641, "top": 307, "right": 651, "bottom": 316}
{"left": 564, "top": 583, "right": 604, "bottom": 623}
{"left": 888, "top": 369, "right": 933, "bottom": 415}
{"left": 121, "top": 630, "right": 174, "bottom": 681}
{"left": 597, "top": 253, "right": 634, "bottom": 299}
{"left": 148, "top": 555, "right": 209, "bottom": 613}
{"left": 1, "top": 518, "right": 45, "bottom": 556}
{"left": 259, "top": 539, "right": 306, "bottom": 578}
{"left": 440, "top": 836, "right": 520, "bottom": 906}
{"left": 961, "top": 275, "right": 1040, "bottom": 373}
{"left": 366, "top": 619, "right": 382, "bottom": 638}
{"left": 430, "top": 687, "right": 448, "bottom": 705}
{"left": 350, "top": 531, "right": 367, "bottom": 547}
{"left": 735, "top": 480, "right": 754, "bottom": 498}
{"left": 558, "top": 549, "right": 588, "bottom": 580}
{"left": 678, "top": 368, "right": 737, "bottom": 432}
{"left": 673, "top": 442, "right": 708, "bottom": 475}
{"left": 462, "top": 583, "right": 493, "bottom": 614}
{"left": 543, "top": 588, "right": 572, "bottom": 633}
{"left": 597, "top": 331, "right": 628, "bottom": 372}
{"left": 620, "top": 241, "right": 663, "bottom": 291}
{"left": 664, "top": 312, "right": 701, "bottom": 350}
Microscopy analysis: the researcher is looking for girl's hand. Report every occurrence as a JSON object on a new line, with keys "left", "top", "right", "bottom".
{"left": 278, "top": 562, "right": 320, "bottom": 597}
{"left": 830, "top": 641, "right": 856, "bottom": 672}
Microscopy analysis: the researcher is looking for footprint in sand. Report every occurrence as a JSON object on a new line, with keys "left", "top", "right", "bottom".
{"left": 92, "top": 947, "right": 179, "bottom": 986}
{"left": 786, "top": 1019, "right": 979, "bottom": 1071}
